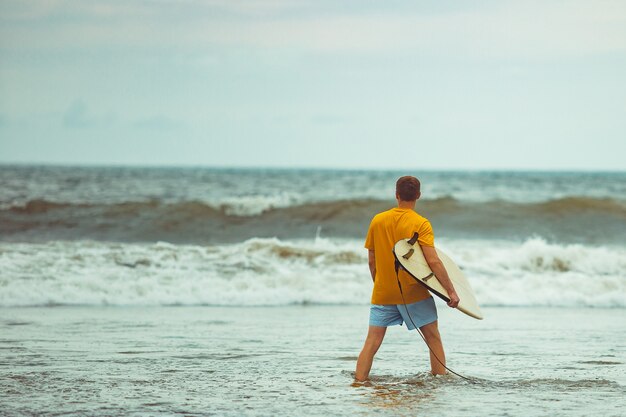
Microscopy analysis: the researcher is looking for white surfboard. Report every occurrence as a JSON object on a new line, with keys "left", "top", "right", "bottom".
{"left": 393, "top": 235, "right": 483, "bottom": 320}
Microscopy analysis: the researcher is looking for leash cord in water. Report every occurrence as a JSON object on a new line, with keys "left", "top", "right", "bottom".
{"left": 395, "top": 259, "right": 476, "bottom": 384}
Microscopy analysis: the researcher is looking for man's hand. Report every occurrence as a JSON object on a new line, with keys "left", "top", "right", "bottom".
{"left": 447, "top": 290, "right": 460, "bottom": 308}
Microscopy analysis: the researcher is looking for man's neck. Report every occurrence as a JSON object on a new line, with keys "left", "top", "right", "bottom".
{"left": 397, "top": 200, "right": 416, "bottom": 210}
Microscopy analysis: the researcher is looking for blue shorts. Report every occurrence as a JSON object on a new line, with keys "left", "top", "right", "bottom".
{"left": 369, "top": 297, "right": 438, "bottom": 330}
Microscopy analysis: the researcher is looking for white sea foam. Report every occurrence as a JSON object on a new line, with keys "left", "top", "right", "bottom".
{"left": 217, "top": 192, "right": 302, "bottom": 216}
{"left": 0, "top": 238, "right": 624, "bottom": 308}
{"left": 438, "top": 238, "right": 626, "bottom": 308}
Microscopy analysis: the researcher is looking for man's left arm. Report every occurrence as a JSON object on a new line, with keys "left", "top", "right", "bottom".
{"left": 368, "top": 250, "right": 376, "bottom": 282}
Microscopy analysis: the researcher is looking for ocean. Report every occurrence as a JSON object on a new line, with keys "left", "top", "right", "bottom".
{"left": 1, "top": 165, "right": 625, "bottom": 416}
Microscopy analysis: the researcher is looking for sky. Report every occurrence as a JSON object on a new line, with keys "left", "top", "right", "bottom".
{"left": 0, "top": 0, "right": 625, "bottom": 170}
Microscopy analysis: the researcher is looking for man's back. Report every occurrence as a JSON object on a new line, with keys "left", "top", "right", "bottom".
{"left": 365, "top": 207, "right": 435, "bottom": 304}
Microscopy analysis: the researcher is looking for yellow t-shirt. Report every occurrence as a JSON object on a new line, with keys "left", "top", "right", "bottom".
{"left": 364, "top": 207, "right": 435, "bottom": 305}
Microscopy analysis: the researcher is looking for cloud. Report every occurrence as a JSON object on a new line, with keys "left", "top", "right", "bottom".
{"left": 310, "top": 114, "right": 347, "bottom": 125}
{"left": 62, "top": 99, "right": 117, "bottom": 129}
{"left": 192, "top": 1, "right": 626, "bottom": 58}
{"left": 2, "top": 0, "right": 625, "bottom": 60}
{"left": 132, "top": 115, "right": 183, "bottom": 131}
{"left": 62, "top": 99, "right": 90, "bottom": 128}
{"left": 0, "top": 0, "right": 311, "bottom": 20}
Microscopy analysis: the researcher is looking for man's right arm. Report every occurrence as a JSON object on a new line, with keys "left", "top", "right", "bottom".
{"left": 421, "top": 245, "right": 460, "bottom": 308}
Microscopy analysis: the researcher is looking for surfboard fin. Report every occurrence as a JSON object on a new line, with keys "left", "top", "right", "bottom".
{"left": 402, "top": 248, "right": 414, "bottom": 260}
{"left": 407, "top": 232, "right": 419, "bottom": 246}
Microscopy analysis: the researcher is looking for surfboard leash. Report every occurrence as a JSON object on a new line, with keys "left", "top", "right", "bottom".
{"left": 394, "top": 258, "right": 476, "bottom": 384}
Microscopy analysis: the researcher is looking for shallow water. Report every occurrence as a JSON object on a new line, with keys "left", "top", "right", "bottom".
{"left": 2, "top": 166, "right": 625, "bottom": 416}
{"left": 2, "top": 306, "right": 624, "bottom": 416}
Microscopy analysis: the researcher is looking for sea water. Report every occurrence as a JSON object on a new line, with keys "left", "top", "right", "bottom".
{"left": 2, "top": 306, "right": 624, "bottom": 416}
{"left": 1, "top": 165, "right": 625, "bottom": 416}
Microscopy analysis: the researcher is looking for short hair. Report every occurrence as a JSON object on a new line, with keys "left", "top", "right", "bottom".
{"left": 396, "top": 176, "right": 421, "bottom": 201}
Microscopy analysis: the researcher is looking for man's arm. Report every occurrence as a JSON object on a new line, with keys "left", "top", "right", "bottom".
{"left": 368, "top": 250, "right": 376, "bottom": 282}
{"left": 421, "top": 245, "right": 460, "bottom": 308}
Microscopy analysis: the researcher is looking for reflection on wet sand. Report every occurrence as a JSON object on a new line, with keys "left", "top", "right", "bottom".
{"left": 352, "top": 373, "right": 458, "bottom": 413}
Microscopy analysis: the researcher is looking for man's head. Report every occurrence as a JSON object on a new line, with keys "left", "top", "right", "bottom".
{"left": 396, "top": 176, "right": 421, "bottom": 202}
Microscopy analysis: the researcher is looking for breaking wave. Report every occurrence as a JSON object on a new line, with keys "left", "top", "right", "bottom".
{"left": 6, "top": 195, "right": 626, "bottom": 217}
{"left": 0, "top": 237, "right": 624, "bottom": 308}
{"left": 2, "top": 196, "right": 626, "bottom": 244}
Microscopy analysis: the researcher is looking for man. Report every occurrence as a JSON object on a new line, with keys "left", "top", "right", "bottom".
{"left": 354, "top": 175, "right": 460, "bottom": 382}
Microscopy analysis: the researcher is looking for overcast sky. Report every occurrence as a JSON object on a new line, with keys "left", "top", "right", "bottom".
{"left": 1, "top": 0, "right": 625, "bottom": 170}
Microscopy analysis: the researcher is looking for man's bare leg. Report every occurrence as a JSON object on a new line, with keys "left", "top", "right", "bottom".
{"left": 419, "top": 320, "right": 447, "bottom": 375}
{"left": 355, "top": 326, "right": 387, "bottom": 381}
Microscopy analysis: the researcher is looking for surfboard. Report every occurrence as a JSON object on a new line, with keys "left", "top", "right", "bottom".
{"left": 393, "top": 234, "right": 483, "bottom": 320}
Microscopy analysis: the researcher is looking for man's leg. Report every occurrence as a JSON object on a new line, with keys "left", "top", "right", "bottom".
{"left": 355, "top": 326, "right": 387, "bottom": 381}
{"left": 419, "top": 320, "right": 446, "bottom": 375}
